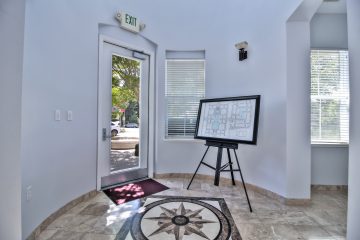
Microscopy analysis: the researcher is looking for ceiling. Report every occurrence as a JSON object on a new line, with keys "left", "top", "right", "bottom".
{"left": 317, "top": 0, "right": 347, "bottom": 14}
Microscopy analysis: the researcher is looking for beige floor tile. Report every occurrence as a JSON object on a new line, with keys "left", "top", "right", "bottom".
{"left": 293, "top": 225, "right": 334, "bottom": 240}
{"left": 269, "top": 224, "right": 305, "bottom": 240}
{"left": 46, "top": 230, "right": 87, "bottom": 240}
{"left": 304, "top": 209, "right": 347, "bottom": 226}
{"left": 322, "top": 225, "right": 347, "bottom": 239}
{"left": 237, "top": 223, "right": 281, "bottom": 240}
{"left": 82, "top": 233, "right": 116, "bottom": 240}
{"left": 232, "top": 209, "right": 263, "bottom": 224}
{"left": 36, "top": 229, "right": 58, "bottom": 240}
{"left": 46, "top": 214, "right": 98, "bottom": 233}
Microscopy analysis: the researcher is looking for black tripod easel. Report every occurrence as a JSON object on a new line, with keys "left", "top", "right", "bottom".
{"left": 187, "top": 140, "right": 253, "bottom": 212}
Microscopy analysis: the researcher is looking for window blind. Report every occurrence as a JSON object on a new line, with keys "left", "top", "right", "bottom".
{"left": 311, "top": 50, "right": 349, "bottom": 144}
{"left": 166, "top": 60, "right": 205, "bottom": 138}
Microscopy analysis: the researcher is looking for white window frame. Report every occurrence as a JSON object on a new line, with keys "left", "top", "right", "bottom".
{"left": 310, "top": 49, "right": 349, "bottom": 145}
{"left": 165, "top": 59, "right": 205, "bottom": 140}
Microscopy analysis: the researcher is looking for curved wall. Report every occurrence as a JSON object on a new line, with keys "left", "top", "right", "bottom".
{"left": 0, "top": 0, "right": 25, "bottom": 239}
{"left": 21, "top": 0, "right": 303, "bottom": 238}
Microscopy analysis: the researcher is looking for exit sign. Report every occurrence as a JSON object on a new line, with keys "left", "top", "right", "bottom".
{"left": 116, "top": 11, "right": 144, "bottom": 33}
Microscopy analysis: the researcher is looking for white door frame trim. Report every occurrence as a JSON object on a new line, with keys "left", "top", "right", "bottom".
{"left": 97, "top": 34, "right": 156, "bottom": 190}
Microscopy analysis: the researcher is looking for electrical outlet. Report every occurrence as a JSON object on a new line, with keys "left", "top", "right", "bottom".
{"left": 26, "top": 185, "right": 32, "bottom": 202}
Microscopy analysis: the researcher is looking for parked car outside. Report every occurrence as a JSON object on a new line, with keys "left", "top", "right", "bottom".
{"left": 111, "top": 122, "right": 121, "bottom": 136}
{"left": 125, "top": 123, "right": 138, "bottom": 128}
{"left": 111, "top": 119, "right": 120, "bottom": 126}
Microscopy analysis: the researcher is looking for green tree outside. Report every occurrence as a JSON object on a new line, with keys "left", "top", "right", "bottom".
{"left": 111, "top": 55, "right": 140, "bottom": 124}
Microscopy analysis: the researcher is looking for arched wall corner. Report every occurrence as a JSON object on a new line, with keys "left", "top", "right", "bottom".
{"left": 346, "top": 0, "right": 360, "bottom": 238}
{"left": 0, "top": 0, "right": 25, "bottom": 239}
{"left": 285, "top": 0, "right": 322, "bottom": 199}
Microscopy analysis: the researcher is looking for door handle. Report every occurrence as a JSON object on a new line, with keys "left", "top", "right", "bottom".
{"left": 102, "top": 128, "right": 112, "bottom": 141}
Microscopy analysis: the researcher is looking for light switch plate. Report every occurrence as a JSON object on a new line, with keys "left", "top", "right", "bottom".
{"left": 55, "top": 110, "right": 61, "bottom": 121}
{"left": 67, "top": 111, "right": 73, "bottom": 121}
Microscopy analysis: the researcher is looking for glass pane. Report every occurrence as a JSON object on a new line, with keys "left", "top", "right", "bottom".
{"left": 311, "top": 99, "right": 320, "bottom": 141}
{"left": 166, "top": 96, "right": 202, "bottom": 138}
{"left": 320, "top": 99, "right": 340, "bottom": 141}
{"left": 165, "top": 60, "right": 205, "bottom": 138}
{"left": 310, "top": 50, "right": 349, "bottom": 143}
{"left": 110, "top": 55, "right": 141, "bottom": 173}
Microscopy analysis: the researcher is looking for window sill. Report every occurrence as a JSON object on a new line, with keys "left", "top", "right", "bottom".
{"left": 311, "top": 143, "right": 349, "bottom": 148}
{"left": 163, "top": 138, "right": 204, "bottom": 143}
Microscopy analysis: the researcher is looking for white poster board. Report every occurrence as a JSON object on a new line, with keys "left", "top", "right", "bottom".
{"left": 195, "top": 96, "right": 260, "bottom": 144}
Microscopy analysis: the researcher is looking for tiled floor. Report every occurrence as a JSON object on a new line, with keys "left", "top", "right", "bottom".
{"left": 37, "top": 178, "right": 347, "bottom": 240}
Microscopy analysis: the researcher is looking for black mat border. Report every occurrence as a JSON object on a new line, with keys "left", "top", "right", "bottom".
{"left": 116, "top": 195, "right": 242, "bottom": 240}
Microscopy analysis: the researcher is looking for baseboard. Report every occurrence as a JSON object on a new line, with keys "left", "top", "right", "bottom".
{"left": 311, "top": 184, "right": 348, "bottom": 191}
{"left": 154, "top": 173, "right": 312, "bottom": 206}
{"left": 284, "top": 198, "right": 312, "bottom": 205}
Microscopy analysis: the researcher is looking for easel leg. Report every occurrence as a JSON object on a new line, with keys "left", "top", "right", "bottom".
{"left": 227, "top": 148, "right": 236, "bottom": 185}
{"left": 214, "top": 147, "right": 223, "bottom": 186}
{"left": 187, "top": 146, "right": 210, "bottom": 190}
{"left": 233, "top": 149, "right": 253, "bottom": 212}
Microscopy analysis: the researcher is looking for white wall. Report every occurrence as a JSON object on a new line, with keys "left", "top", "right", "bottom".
{"left": 0, "top": 0, "right": 25, "bottom": 239}
{"left": 286, "top": 21, "right": 312, "bottom": 199}
{"left": 311, "top": 13, "right": 348, "bottom": 49}
{"left": 285, "top": 0, "right": 322, "bottom": 199}
{"left": 154, "top": 0, "right": 302, "bottom": 199}
{"left": 21, "top": 1, "right": 100, "bottom": 237}
{"left": 311, "top": 146, "right": 348, "bottom": 185}
{"left": 21, "top": 0, "right": 308, "bottom": 237}
{"left": 310, "top": 13, "right": 349, "bottom": 186}
{"left": 347, "top": 0, "right": 360, "bottom": 239}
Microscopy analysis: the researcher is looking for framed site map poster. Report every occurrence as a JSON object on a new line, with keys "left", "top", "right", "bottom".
{"left": 194, "top": 95, "right": 261, "bottom": 144}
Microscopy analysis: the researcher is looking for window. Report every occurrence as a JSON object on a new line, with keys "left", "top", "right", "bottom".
{"left": 165, "top": 59, "right": 205, "bottom": 139}
{"left": 311, "top": 50, "right": 349, "bottom": 144}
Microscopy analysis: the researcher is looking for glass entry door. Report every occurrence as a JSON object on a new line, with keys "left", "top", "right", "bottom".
{"left": 98, "top": 41, "right": 149, "bottom": 189}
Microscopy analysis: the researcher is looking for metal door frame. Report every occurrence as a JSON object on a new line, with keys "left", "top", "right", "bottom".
{"left": 97, "top": 35, "right": 155, "bottom": 190}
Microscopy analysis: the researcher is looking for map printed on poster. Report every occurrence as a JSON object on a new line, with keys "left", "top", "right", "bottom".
{"left": 197, "top": 99, "right": 257, "bottom": 142}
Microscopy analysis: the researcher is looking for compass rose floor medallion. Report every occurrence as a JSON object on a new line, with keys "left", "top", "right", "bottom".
{"left": 117, "top": 196, "right": 241, "bottom": 240}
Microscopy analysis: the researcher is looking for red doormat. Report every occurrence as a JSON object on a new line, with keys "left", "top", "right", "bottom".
{"left": 103, "top": 179, "right": 169, "bottom": 205}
